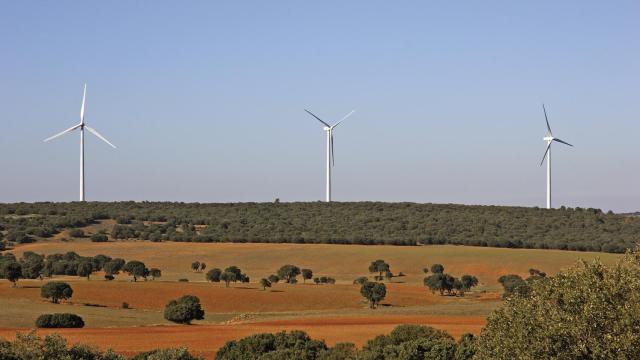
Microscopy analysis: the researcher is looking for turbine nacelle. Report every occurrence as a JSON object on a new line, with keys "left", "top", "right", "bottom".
{"left": 543, "top": 136, "right": 554, "bottom": 141}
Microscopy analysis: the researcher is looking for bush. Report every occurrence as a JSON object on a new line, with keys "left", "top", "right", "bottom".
{"left": 216, "top": 330, "right": 327, "bottom": 360}
{"left": 178, "top": 278, "right": 189, "bottom": 282}
{"left": 164, "top": 295, "right": 205, "bottom": 324}
{"left": 68, "top": 229, "right": 85, "bottom": 238}
{"left": 90, "top": 233, "right": 108, "bottom": 242}
{"left": 35, "top": 313, "right": 84, "bottom": 328}
{"left": 40, "top": 281, "right": 73, "bottom": 303}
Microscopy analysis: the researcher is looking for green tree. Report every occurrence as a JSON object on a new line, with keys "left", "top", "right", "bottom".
{"left": 301, "top": 268, "right": 313, "bottom": 283}
{"left": 41, "top": 281, "right": 73, "bottom": 303}
{"left": 1, "top": 261, "right": 22, "bottom": 287}
{"left": 277, "top": 264, "right": 301, "bottom": 283}
{"left": 360, "top": 281, "right": 386, "bottom": 308}
{"left": 148, "top": 268, "right": 161, "bottom": 280}
{"left": 216, "top": 330, "right": 327, "bottom": 360}
{"left": 368, "top": 259, "right": 390, "bottom": 281}
{"left": 103, "top": 258, "right": 125, "bottom": 276}
{"left": 476, "top": 253, "right": 640, "bottom": 359}
{"left": 76, "top": 260, "right": 94, "bottom": 280}
{"left": 430, "top": 263, "right": 445, "bottom": 274}
{"left": 260, "top": 278, "right": 271, "bottom": 290}
{"left": 19, "top": 251, "right": 44, "bottom": 279}
{"left": 122, "top": 260, "right": 147, "bottom": 282}
{"left": 460, "top": 275, "right": 479, "bottom": 291}
{"left": 199, "top": 262, "right": 206, "bottom": 272}
{"left": 353, "top": 276, "right": 368, "bottom": 285}
{"left": 191, "top": 261, "right": 200, "bottom": 272}
{"left": 220, "top": 270, "right": 236, "bottom": 287}
{"left": 90, "top": 233, "right": 108, "bottom": 242}
{"left": 206, "top": 268, "right": 222, "bottom": 283}
{"left": 268, "top": 274, "right": 280, "bottom": 284}
{"left": 163, "top": 295, "right": 205, "bottom": 324}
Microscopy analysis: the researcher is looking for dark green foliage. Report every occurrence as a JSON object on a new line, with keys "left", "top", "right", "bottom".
{"left": 314, "top": 276, "right": 335, "bottom": 285}
{"left": 277, "top": 264, "right": 301, "bottom": 283}
{"left": 163, "top": 295, "right": 205, "bottom": 324}
{"left": 301, "top": 268, "right": 313, "bottom": 283}
{"left": 424, "top": 273, "right": 456, "bottom": 295}
{"left": 0, "top": 202, "right": 634, "bottom": 252}
{"left": 455, "top": 333, "right": 476, "bottom": 360}
{"left": 35, "top": 313, "right": 84, "bottom": 328}
{"left": 360, "top": 281, "right": 386, "bottom": 308}
{"left": 268, "top": 274, "right": 280, "bottom": 284}
{"left": 353, "top": 276, "right": 369, "bottom": 285}
{"left": 368, "top": 260, "right": 390, "bottom": 281}
{"left": 40, "top": 281, "right": 73, "bottom": 303}
{"left": 123, "top": 260, "right": 147, "bottom": 281}
{"left": 149, "top": 268, "right": 162, "bottom": 280}
{"left": 90, "top": 233, "right": 108, "bottom": 242}
{"left": 68, "top": 228, "right": 84, "bottom": 238}
{"left": 103, "top": 258, "right": 125, "bottom": 275}
{"left": 206, "top": 268, "right": 222, "bottom": 282}
{"left": 191, "top": 261, "right": 200, "bottom": 272}
{"left": 0, "top": 260, "right": 22, "bottom": 287}
{"left": 76, "top": 260, "right": 94, "bottom": 279}
{"left": 460, "top": 275, "right": 479, "bottom": 291}
{"left": 216, "top": 330, "right": 328, "bottom": 360}
{"left": 497, "top": 274, "right": 530, "bottom": 299}
{"left": 430, "top": 264, "right": 445, "bottom": 274}
{"left": 220, "top": 266, "right": 247, "bottom": 287}
{"left": 360, "top": 324, "right": 459, "bottom": 360}
{"left": 129, "top": 347, "right": 201, "bottom": 360}
{"left": 19, "top": 251, "right": 44, "bottom": 279}
{"left": 260, "top": 278, "right": 271, "bottom": 290}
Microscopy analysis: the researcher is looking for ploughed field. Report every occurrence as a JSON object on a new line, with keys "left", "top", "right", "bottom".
{"left": 0, "top": 240, "right": 621, "bottom": 358}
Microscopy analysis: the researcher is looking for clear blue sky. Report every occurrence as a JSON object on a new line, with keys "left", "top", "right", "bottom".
{"left": 1, "top": 1, "right": 638, "bottom": 212}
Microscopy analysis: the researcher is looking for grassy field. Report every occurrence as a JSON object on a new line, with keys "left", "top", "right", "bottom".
{"left": 0, "top": 240, "right": 622, "bottom": 358}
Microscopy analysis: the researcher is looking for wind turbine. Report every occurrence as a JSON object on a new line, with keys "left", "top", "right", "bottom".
{"left": 304, "top": 109, "right": 355, "bottom": 202}
{"left": 44, "top": 84, "right": 116, "bottom": 201}
{"left": 539, "top": 104, "right": 573, "bottom": 209}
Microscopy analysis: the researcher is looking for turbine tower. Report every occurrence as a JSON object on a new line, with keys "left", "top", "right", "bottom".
{"left": 304, "top": 109, "right": 355, "bottom": 202}
{"left": 44, "top": 84, "right": 116, "bottom": 201}
{"left": 539, "top": 104, "right": 573, "bottom": 209}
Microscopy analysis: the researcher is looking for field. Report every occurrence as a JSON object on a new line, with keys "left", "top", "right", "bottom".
{"left": 0, "top": 240, "right": 621, "bottom": 358}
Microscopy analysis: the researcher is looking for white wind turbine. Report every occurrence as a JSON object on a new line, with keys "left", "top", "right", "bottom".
{"left": 539, "top": 104, "right": 573, "bottom": 209}
{"left": 44, "top": 84, "right": 116, "bottom": 201}
{"left": 304, "top": 109, "right": 355, "bottom": 202}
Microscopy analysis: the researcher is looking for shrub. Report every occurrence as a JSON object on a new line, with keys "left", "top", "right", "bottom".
{"left": 164, "top": 295, "right": 205, "bottom": 324}
{"left": 178, "top": 278, "right": 189, "bottom": 282}
{"left": 216, "top": 330, "right": 327, "bottom": 360}
{"left": 68, "top": 229, "right": 85, "bottom": 238}
{"left": 35, "top": 313, "right": 84, "bottom": 328}
{"left": 90, "top": 233, "right": 108, "bottom": 242}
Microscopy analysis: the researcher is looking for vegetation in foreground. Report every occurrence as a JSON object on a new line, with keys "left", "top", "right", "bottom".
{"left": 1, "top": 201, "right": 638, "bottom": 253}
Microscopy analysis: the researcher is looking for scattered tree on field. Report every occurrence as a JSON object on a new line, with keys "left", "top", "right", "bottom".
{"left": 123, "top": 260, "right": 147, "bottom": 282}
{"left": 103, "top": 258, "right": 125, "bottom": 276}
{"left": 268, "top": 274, "right": 280, "bottom": 284}
{"left": 206, "top": 268, "right": 222, "bottom": 283}
{"left": 277, "top": 264, "right": 301, "bottom": 283}
{"left": 368, "top": 260, "right": 390, "bottom": 281}
{"left": 191, "top": 261, "right": 201, "bottom": 272}
{"left": 200, "top": 262, "right": 206, "bottom": 272}
{"left": 164, "top": 295, "right": 205, "bottom": 324}
{"left": 360, "top": 281, "right": 386, "bottom": 309}
{"left": 260, "top": 278, "right": 271, "bottom": 290}
{"left": 353, "top": 276, "right": 368, "bottom": 285}
{"left": 41, "top": 281, "right": 73, "bottom": 303}
{"left": 149, "top": 268, "right": 161, "bottom": 280}
{"left": 19, "top": 252, "right": 44, "bottom": 279}
{"left": 301, "top": 268, "right": 313, "bottom": 283}
{"left": 430, "top": 264, "right": 444, "bottom": 274}
{"left": 1, "top": 261, "right": 22, "bottom": 287}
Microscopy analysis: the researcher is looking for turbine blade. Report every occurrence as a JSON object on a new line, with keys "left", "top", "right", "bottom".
{"left": 553, "top": 138, "right": 573, "bottom": 147}
{"left": 330, "top": 133, "right": 335, "bottom": 166}
{"left": 85, "top": 126, "right": 117, "bottom": 148}
{"left": 543, "top": 104, "right": 552, "bottom": 135}
{"left": 304, "top": 109, "right": 331, "bottom": 128}
{"left": 540, "top": 142, "right": 551, "bottom": 166}
{"left": 43, "top": 124, "right": 81, "bottom": 142}
{"left": 331, "top": 110, "right": 355, "bottom": 129}
{"left": 80, "top": 84, "right": 87, "bottom": 124}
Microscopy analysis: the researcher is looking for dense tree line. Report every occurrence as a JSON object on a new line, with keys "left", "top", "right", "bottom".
{"left": 0, "top": 251, "right": 159, "bottom": 285}
{"left": 0, "top": 202, "right": 638, "bottom": 253}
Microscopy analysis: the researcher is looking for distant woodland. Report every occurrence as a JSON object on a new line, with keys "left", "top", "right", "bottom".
{"left": 0, "top": 202, "right": 638, "bottom": 253}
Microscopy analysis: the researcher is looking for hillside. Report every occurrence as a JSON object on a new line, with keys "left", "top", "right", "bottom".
{"left": 1, "top": 202, "right": 638, "bottom": 253}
